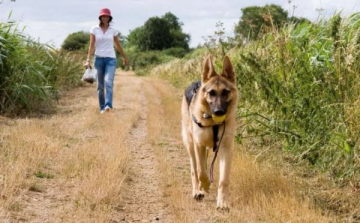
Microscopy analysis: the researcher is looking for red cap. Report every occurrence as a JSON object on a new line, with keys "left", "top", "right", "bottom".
{"left": 99, "top": 8, "right": 112, "bottom": 20}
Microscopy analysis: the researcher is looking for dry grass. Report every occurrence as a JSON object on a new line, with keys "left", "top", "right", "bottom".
{"left": 229, "top": 151, "right": 331, "bottom": 222}
{"left": 144, "top": 74, "right": 333, "bottom": 222}
{"left": 149, "top": 56, "right": 204, "bottom": 89}
{"left": 0, "top": 74, "right": 140, "bottom": 222}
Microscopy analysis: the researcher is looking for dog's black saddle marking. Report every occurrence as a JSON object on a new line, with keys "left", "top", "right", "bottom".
{"left": 185, "top": 80, "right": 201, "bottom": 107}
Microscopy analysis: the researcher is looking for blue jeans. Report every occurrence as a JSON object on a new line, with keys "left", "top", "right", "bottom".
{"left": 94, "top": 56, "right": 117, "bottom": 111}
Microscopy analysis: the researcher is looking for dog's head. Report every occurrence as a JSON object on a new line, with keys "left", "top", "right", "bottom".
{"left": 201, "top": 55, "right": 237, "bottom": 117}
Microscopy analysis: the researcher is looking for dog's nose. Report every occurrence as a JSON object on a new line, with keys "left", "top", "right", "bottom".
{"left": 214, "top": 109, "right": 225, "bottom": 116}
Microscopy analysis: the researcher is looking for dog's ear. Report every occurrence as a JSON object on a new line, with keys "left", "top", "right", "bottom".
{"left": 202, "top": 55, "right": 217, "bottom": 83}
{"left": 221, "top": 55, "right": 235, "bottom": 84}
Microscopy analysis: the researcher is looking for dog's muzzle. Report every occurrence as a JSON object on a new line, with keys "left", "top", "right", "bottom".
{"left": 213, "top": 108, "right": 226, "bottom": 116}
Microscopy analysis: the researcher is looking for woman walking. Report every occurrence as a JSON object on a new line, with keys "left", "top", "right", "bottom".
{"left": 85, "top": 8, "right": 127, "bottom": 114}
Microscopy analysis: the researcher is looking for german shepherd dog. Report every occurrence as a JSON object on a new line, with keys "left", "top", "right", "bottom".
{"left": 181, "top": 55, "right": 238, "bottom": 210}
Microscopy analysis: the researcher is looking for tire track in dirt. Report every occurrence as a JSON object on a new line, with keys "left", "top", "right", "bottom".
{"left": 117, "top": 76, "right": 174, "bottom": 223}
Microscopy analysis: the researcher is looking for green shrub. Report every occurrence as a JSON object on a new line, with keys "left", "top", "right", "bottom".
{"left": 162, "top": 47, "right": 188, "bottom": 58}
{"left": 124, "top": 50, "right": 184, "bottom": 75}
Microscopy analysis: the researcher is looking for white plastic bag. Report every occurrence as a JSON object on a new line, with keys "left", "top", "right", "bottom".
{"left": 81, "top": 67, "right": 97, "bottom": 84}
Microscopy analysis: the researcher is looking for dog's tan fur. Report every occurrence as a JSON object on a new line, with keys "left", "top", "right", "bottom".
{"left": 181, "top": 55, "right": 238, "bottom": 210}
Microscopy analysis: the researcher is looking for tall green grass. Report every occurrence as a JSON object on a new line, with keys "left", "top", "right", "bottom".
{"left": 0, "top": 20, "right": 85, "bottom": 114}
{"left": 235, "top": 13, "right": 360, "bottom": 180}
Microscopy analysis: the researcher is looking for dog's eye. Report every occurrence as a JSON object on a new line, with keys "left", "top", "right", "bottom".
{"left": 208, "top": 90, "right": 217, "bottom": 97}
{"left": 222, "top": 90, "right": 230, "bottom": 96}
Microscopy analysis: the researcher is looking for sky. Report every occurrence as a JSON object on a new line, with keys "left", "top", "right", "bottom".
{"left": 0, "top": 0, "right": 359, "bottom": 49}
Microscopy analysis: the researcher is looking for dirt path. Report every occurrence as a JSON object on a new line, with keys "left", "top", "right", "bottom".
{"left": 0, "top": 71, "right": 213, "bottom": 223}
{"left": 116, "top": 76, "right": 173, "bottom": 222}
{"left": 0, "top": 70, "right": 333, "bottom": 223}
{"left": 113, "top": 74, "right": 226, "bottom": 222}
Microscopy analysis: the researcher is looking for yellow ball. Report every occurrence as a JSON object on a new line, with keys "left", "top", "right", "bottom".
{"left": 212, "top": 114, "right": 226, "bottom": 123}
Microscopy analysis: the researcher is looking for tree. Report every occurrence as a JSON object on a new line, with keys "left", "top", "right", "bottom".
{"left": 126, "top": 27, "right": 144, "bottom": 50}
{"left": 141, "top": 17, "right": 174, "bottom": 51}
{"left": 170, "top": 29, "right": 190, "bottom": 50}
{"left": 127, "top": 12, "right": 190, "bottom": 51}
{"left": 127, "top": 17, "right": 173, "bottom": 51}
{"left": 61, "top": 31, "right": 89, "bottom": 51}
{"left": 235, "top": 4, "right": 288, "bottom": 40}
{"left": 162, "top": 12, "right": 190, "bottom": 49}
{"left": 162, "top": 12, "right": 182, "bottom": 30}
{"left": 163, "top": 12, "right": 190, "bottom": 50}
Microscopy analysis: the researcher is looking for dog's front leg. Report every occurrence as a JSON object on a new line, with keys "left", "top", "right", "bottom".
{"left": 187, "top": 143, "right": 200, "bottom": 199}
{"left": 195, "top": 144, "right": 211, "bottom": 196}
{"left": 183, "top": 130, "right": 200, "bottom": 200}
{"left": 216, "top": 140, "right": 234, "bottom": 211}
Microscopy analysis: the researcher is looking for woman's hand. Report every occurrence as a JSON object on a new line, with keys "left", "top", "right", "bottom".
{"left": 84, "top": 60, "right": 91, "bottom": 69}
{"left": 123, "top": 57, "right": 128, "bottom": 67}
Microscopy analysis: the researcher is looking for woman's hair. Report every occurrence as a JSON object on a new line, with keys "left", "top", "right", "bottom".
{"left": 99, "top": 16, "right": 113, "bottom": 27}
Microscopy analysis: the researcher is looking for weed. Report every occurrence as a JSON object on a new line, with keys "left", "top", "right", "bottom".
{"left": 34, "top": 171, "right": 54, "bottom": 179}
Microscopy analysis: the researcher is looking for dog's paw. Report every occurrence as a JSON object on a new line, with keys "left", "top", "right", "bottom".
{"left": 216, "top": 197, "right": 230, "bottom": 211}
{"left": 193, "top": 191, "right": 205, "bottom": 201}
{"left": 216, "top": 205, "right": 230, "bottom": 212}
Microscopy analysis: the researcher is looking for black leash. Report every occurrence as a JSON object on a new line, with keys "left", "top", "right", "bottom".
{"left": 210, "top": 121, "right": 226, "bottom": 183}
{"left": 192, "top": 115, "right": 226, "bottom": 183}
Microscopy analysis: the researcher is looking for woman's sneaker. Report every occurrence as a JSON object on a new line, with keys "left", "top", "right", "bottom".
{"left": 105, "top": 106, "right": 112, "bottom": 112}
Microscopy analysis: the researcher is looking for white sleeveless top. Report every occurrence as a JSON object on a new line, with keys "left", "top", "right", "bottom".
{"left": 90, "top": 25, "right": 119, "bottom": 58}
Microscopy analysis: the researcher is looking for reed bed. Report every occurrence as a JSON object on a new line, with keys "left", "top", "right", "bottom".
{"left": 0, "top": 20, "right": 85, "bottom": 115}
